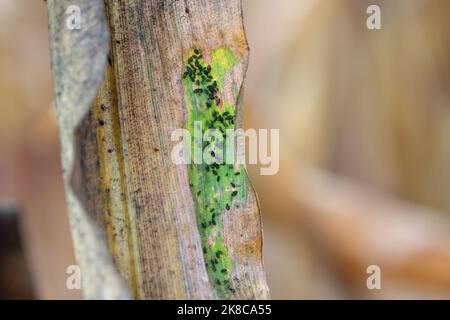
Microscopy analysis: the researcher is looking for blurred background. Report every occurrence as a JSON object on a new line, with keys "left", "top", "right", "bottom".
{"left": 1, "top": 0, "right": 450, "bottom": 299}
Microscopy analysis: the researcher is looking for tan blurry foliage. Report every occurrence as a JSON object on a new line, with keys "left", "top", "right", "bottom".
{"left": 246, "top": 0, "right": 450, "bottom": 214}
{"left": 0, "top": 1, "right": 53, "bottom": 144}
{"left": 0, "top": 0, "right": 78, "bottom": 299}
{"left": 244, "top": 0, "right": 450, "bottom": 299}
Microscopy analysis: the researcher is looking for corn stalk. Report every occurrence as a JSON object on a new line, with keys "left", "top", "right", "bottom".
{"left": 46, "top": 0, "right": 269, "bottom": 299}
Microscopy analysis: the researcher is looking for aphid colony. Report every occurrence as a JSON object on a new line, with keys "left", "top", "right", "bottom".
{"left": 183, "top": 48, "right": 247, "bottom": 298}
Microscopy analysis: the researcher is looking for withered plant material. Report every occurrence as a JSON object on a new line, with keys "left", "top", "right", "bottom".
{"left": 47, "top": 0, "right": 269, "bottom": 299}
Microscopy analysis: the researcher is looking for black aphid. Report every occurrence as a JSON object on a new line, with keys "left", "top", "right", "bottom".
{"left": 226, "top": 204, "right": 230, "bottom": 210}
{"left": 221, "top": 269, "right": 227, "bottom": 274}
{"left": 231, "top": 191, "right": 238, "bottom": 197}
{"left": 230, "top": 182, "right": 236, "bottom": 188}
